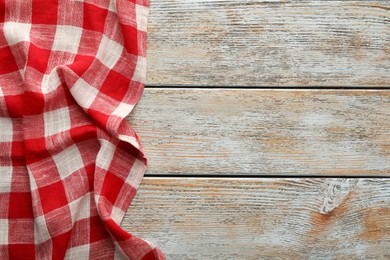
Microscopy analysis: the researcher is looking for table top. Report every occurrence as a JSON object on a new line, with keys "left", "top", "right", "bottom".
{"left": 123, "top": 1, "right": 390, "bottom": 258}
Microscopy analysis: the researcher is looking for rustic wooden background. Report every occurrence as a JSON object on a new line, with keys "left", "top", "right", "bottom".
{"left": 124, "top": 0, "right": 390, "bottom": 258}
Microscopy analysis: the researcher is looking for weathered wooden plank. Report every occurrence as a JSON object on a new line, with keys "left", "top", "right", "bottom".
{"left": 123, "top": 177, "right": 390, "bottom": 259}
{"left": 128, "top": 89, "right": 390, "bottom": 176}
{"left": 146, "top": 0, "right": 390, "bottom": 86}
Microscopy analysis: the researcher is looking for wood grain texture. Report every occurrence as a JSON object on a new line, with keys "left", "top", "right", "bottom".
{"left": 128, "top": 89, "right": 390, "bottom": 176}
{"left": 146, "top": 0, "right": 390, "bottom": 86}
{"left": 123, "top": 177, "right": 390, "bottom": 259}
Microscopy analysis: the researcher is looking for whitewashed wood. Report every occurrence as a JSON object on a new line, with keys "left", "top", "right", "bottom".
{"left": 128, "top": 89, "right": 390, "bottom": 176}
{"left": 123, "top": 177, "right": 390, "bottom": 259}
{"left": 146, "top": 0, "right": 390, "bottom": 86}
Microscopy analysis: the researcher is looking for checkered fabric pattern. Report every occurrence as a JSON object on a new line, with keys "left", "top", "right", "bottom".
{"left": 0, "top": 0, "right": 164, "bottom": 259}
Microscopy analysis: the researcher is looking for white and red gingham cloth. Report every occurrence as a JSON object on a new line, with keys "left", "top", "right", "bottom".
{"left": 0, "top": 0, "right": 164, "bottom": 259}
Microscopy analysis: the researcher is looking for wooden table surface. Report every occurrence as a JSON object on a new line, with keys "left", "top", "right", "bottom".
{"left": 124, "top": 1, "right": 390, "bottom": 258}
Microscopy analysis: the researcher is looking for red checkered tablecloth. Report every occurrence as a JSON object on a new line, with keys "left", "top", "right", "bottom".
{"left": 0, "top": 0, "right": 164, "bottom": 259}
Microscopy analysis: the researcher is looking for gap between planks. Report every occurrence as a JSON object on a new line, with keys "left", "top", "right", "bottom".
{"left": 144, "top": 174, "right": 390, "bottom": 178}
{"left": 145, "top": 85, "right": 390, "bottom": 90}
